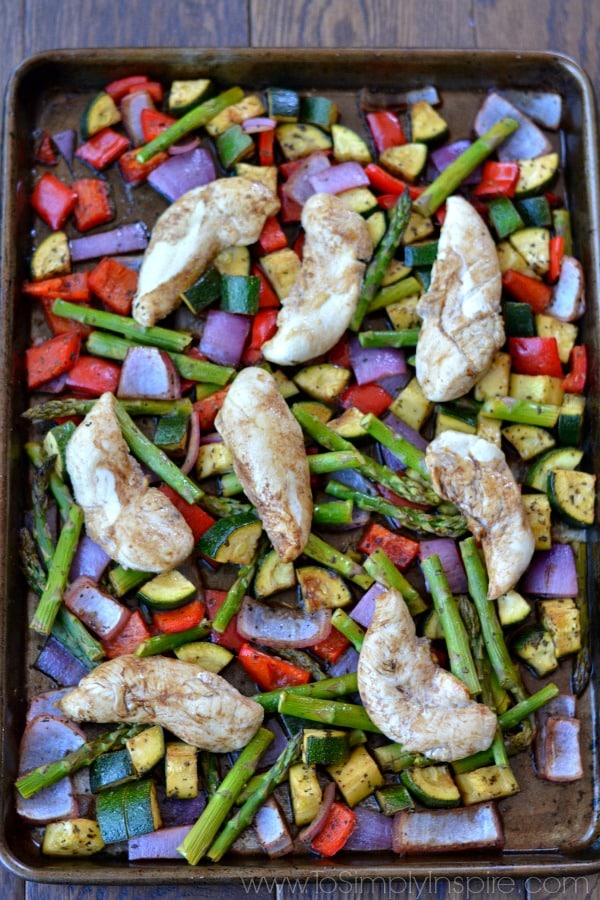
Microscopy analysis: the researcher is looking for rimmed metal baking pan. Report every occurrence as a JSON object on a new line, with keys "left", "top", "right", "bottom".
{"left": 1, "top": 48, "right": 599, "bottom": 885}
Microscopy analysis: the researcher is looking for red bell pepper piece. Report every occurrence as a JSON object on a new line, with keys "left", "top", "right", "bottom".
{"left": 64, "top": 355, "right": 121, "bottom": 396}
{"left": 102, "top": 610, "right": 149, "bottom": 659}
{"left": 30, "top": 173, "right": 77, "bottom": 231}
{"left": 472, "top": 160, "right": 520, "bottom": 198}
{"left": 258, "top": 216, "right": 288, "bottom": 253}
{"left": 548, "top": 234, "right": 565, "bottom": 284}
{"left": 75, "top": 128, "right": 130, "bottom": 171}
{"left": 311, "top": 627, "right": 351, "bottom": 665}
{"left": 339, "top": 383, "right": 393, "bottom": 417}
{"left": 310, "top": 802, "right": 358, "bottom": 857}
{"left": 251, "top": 264, "right": 280, "bottom": 309}
{"left": 509, "top": 336, "right": 564, "bottom": 378}
{"left": 140, "top": 108, "right": 177, "bottom": 142}
{"left": 35, "top": 131, "right": 58, "bottom": 166}
{"left": 104, "top": 75, "right": 150, "bottom": 102}
{"left": 278, "top": 187, "right": 302, "bottom": 224}
{"left": 248, "top": 308, "right": 279, "bottom": 350}
{"left": 39, "top": 298, "right": 92, "bottom": 337}
{"left": 365, "top": 163, "right": 407, "bottom": 195}
{"left": 88, "top": 256, "right": 138, "bottom": 315}
{"left": 561, "top": 344, "right": 587, "bottom": 393}
{"left": 134, "top": 81, "right": 164, "bottom": 104}
{"left": 358, "top": 521, "right": 420, "bottom": 570}
{"left": 152, "top": 598, "right": 206, "bottom": 635}
{"left": 366, "top": 111, "right": 407, "bottom": 153}
{"left": 327, "top": 334, "right": 352, "bottom": 369}
{"left": 204, "top": 590, "right": 244, "bottom": 651}
{"left": 159, "top": 484, "right": 216, "bottom": 543}
{"left": 237, "top": 642, "right": 311, "bottom": 692}
{"left": 26, "top": 332, "right": 81, "bottom": 389}
{"left": 22, "top": 272, "right": 90, "bottom": 301}
{"left": 278, "top": 159, "right": 304, "bottom": 180}
{"left": 258, "top": 129, "right": 276, "bottom": 166}
{"left": 118, "top": 147, "right": 170, "bottom": 186}
{"left": 194, "top": 386, "right": 230, "bottom": 431}
{"left": 72, "top": 178, "right": 114, "bottom": 232}
{"left": 502, "top": 269, "right": 553, "bottom": 313}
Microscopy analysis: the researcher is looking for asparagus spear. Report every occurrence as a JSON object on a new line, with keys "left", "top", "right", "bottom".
{"left": 412, "top": 117, "right": 520, "bottom": 217}
{"left": 421, "top": 555, "right": 481, "bottom": 697}
{"left": 373, "top": 742, "right": 432, "bottom": 773}
{"left": 350, "top": 189, "right": 412, "bottom": 331}
{"left": 253, "top": 672, "right": 359, "bottom": 713}
{"left": 458, "top": 594, "right": 496, "bottom": 711}
{"left": 30, "top": 503, "right": 83, "bottom": 636}
{"left": 134, "top": 621, "right": 211, "bottom": 657}
{"left": 136, "top": 86, "right": 245, "bottom": 163}
{"left": 359, "top": 412, "right": 429, "bottom": 479}
{"left": 367, "top": 276, "right": 422, "bottom": 312}
{"left": 331, "top": 608, "right": 366, "bottom": 651}
{"left": 52, "top": 298, "right": 192, "bottom": 353}
{"left": 206, "top": 732, "right": 302, "bottom": 862}
{"left": 211, "top": 536, "right": 268, "bottom": 634}
{"left": 178, "top": 726, "right": 274, "bottom": 864}
{"left": 303, "top": 533, "right": 373, "bottom": 590}
{"left": 19, "top": 527, "right": 46, "bottom": 596}
{"left": 479, "top": 397, "right": 560, "bottom": 427}
{"left": 358, "top": 328, "right": 420, "bottom": 348}
{"left": 25, "top": 442, "right": 73, "bottom": 519}
{"left": 30, "top": 456, "right": 57, "bottom": 570}
{"left": 23, "top": 397, "right": 194, "bottom": 421}
{"left": 108, "top": 565, "right": 152, "bottom": 598}
{"left": 570, "top": 540, "right": 590, "bottom": 696}
{"left": 15, "top": 724, "right": 145, "bottom": 799}
{"left": 199, "top": 751, "right": 220, "bottom": 799}
{"left": 363, "top": 548, "right": 427, "bottom": 617}
{"left": 86, "top": 329, "right": 234, "bottom": 385}
{"left": 52, "top": 605, "right": 105, "bottom": 667}
{"left": 312, "top": 500, "right": 354, "bottom": 527}
{"left": 498, "top": 683, "right": 560, "bottom": 732}
{"left": 218, "top": 450, "right": 364, "bottom": 498}
{"left": 277, "top": 693, "right": 381, "bottom": 733}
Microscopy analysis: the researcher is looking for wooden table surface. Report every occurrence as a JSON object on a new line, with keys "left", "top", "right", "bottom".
{"left": 1, "top": 1, "right": 599, "bottom": 897}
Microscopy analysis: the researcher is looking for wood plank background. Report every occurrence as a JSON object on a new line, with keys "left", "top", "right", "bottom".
{"left": 1, "top": 1, "right": 599, "bottom": 898}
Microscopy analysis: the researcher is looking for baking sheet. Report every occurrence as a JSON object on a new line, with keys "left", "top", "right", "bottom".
{"left": 1, "top": 48, "right": 599, "bottom": 883}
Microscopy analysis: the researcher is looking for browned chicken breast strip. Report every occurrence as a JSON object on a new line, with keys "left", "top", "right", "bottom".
{"left": 65, "top": 392, "right": 194, "bottom": 572}
{"left": 132, "top": 177, "right": 280, "bottom": 327}
{"left": 262, "top": 192, "right": 372, "bottom": 364}
{"left": 358, "top": 587, "right": 497, "bottom": 761}
{"left": 415, "top": 195, "right": 504, "bottom": 401}
{"left": 215, "top": 367, "right": 312, "bottom": 561}
{"left": 425, "top": 430, "right": 535, "bottom": 599}
{"left": 59, "top": 655, "right": 264, "bottom": 752}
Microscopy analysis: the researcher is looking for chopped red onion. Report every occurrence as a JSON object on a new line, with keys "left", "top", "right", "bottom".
{"left": 496, "top": 88, "right": 562, "bottom": 130}
{"left": 199, "top": 310, "right": 251, "bottom": 367}
{"left": 328, "top": 646, "right": 360, "bottom": 677}
{"left": 392, "top": 801, "right": 504, "bottom": 854}
{"left": 237, "top": 597, "right": 331, "bottom": 648}
{"left": 519, "top": 544, "right": 578, "bottom": 597}
{"left": 148, "top": 147, "right": 217, "bottom": 202}
{"left": 254, "top": 795, "right": 294, "bottom": 857}
{"left": 16, "top": 773, "right": 79, "bottom": 825}
{"left": 309, "top": 161, "right": 370, "bottom": 195}
{"left": 297, "top": 781, "right": 336, "bottom": 845}
{"left": 180, "top": 408, "right": 200, "bottom": 476}
{"left": 51, "top": 128, "right": 76, "bottom": 168}
{"left": 35, "top": 635, "right": 91, "bottom": 686}
{"left": 69, "top": 535, "right": 111, "bottom": 582}
{"left": 383, "top": 411, "right": 429, "bottom": 452}
{"left": 376, "top": 372, "right": 411, "bottom": 397}
{"left": 26, "top": 689, "right": 71, "bottom": 723}
{"left": 349, "top": 335, "right": 407, "bottom": 385}
{"left": 283, "top": 151, "right": 331, "bottom": 205}
{"left": 474, "top": 92, "right": 553, "bottom": 162}
{"left": 419, "top": 539, "right": 468, "bottom": 594}
{"left": 536, "top": 693, "right": 577, "bottom": 725}
{"left": 63, "top": 575, "right": 131, "bottom": 641}
{"left": 117, "top": 345, "right": 181, "bottom": 400}
{"left": 69, "top": 222, "right": 149, "bottom": 262}
{"left": 129, "top": 825, "right": 191, "bottom": 860}
{"left": 430, "top": 140, "right": 482, "bottom": 185}
{"left": 536, "top": 716, "right": 583, "bottom": 782}
{"left": 36, "top": 372, "right": 68, "bottom": 394}
{"left": 343, "top": 806, "right": 393, "bottom": 851}
{"left": 242, "top": 116, "right": 277, "bottom": 133}
{"left": 120, "top": 89, "right": 155, "bottom": 147}
{"left": 110, "top": 253, "right": 144, "bottom": 271}
{"left": 168, "top": 136, "right": 201, "bottom": 155}
{"left": 350, "top": 583, "right": 385, "bottom": 629}
{"left": 259, "top": 716, "right": 290, "bottom": 768}
{"left": 156, "top": 784, "right": 207, "bottom": 827}
{"left": 545, "top": 256, "right": 586, "bottom": 322}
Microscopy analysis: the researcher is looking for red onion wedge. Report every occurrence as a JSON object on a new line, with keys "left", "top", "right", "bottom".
{"left": 254, "top": 795, "right": 294, "bottom": 857}
{"left": 168, "top": 136, "right": 201, "bottom": 155}
{"left": 283, "top": 151, "right": 330, "bottom": 205}
{"left": 180, "top": 408, "right": 200, "bottom": 476}
{"left": 120, "top": 89, "right": 155, "bottom": 147}
{"left": 260, "top": 716, "right": 290, "bottom": 768}
{"left": 69, "top": 222, "right": 148, "bottom": 262}
{"left": 328, "top": 646, "right": 360, "bottom": 678}
{"left": 147, "top": 147, "right": 217, "bottom": 202}
{"left": 309, "top": 161, "right": 370, "bottom": 195}
{"left": 129, "top": 825, "right": 191, "bottom": 860}
{"left": 343, "top": 806, "right": 393, "bottom": 852}
{"left": 237, "top": 597, "right": 332, "bottom": 649}
{"left": 474, "top": 92, "right": 553, "bottom": 162}
{"left": 519, "top": 544, "right": 578, "bottom": 597}
{"left": 297, "top": 781, "right": 336, "bottom": 845}
{"left": 545, "top": 256, "right": 586, "bottom": 322}
{"left": 69, "top": 535, "right": 111, "bottom": 582}
{"left": 350, "top": 583, "right": 385, "bottom": 629}
{"left": 242, "top": 116, "right": 277, "bottom": 133}
{"left": 419, "top": 538, "right": 468, "bottom": 594}
{"left": 63, "top": 575, "right": 131, "bottom": 641}
{"left": 392, "top": 801, "right": 504, "bottom": 854}
{"left": 199, "top": 310, "right": 251, "bottom": 368}
{"left": 430, "top": 140, "right": 482, "bottom": 185}
{"left": 536, "top": 716, "right": 583, "bottom": 782}
{"left": 117, "top": 345, "right": 181, "bottom": 400}
{"left": 156, "top": 784, "right": 207, "bottom": 827}
{"left": 497, "top": 88, "right": 562, "bottom": 131}
{"left": 349, "top": 335, "right": 407, "bottom": 385}
{"left": 35, "top": 636, "right": 91, "bottom": 686}
{"left": 52, "top": 129, "right": 76, "bottom": 168}
{"left": 26, "top": 689, "right": 71, "bottom": 723}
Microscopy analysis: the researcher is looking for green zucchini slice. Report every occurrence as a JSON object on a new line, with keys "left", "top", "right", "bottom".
{"left": 80, "top": 92, "right": 121, "bottom": 140}
{"left": 547, "top": 469, "right": 596, "bottom": 526}
{"left": 197, "top": 511, "right": 263, "bottom": 564}
{"left": 401, "top": 765, "right": 461, "bottom": 808}
{"left": 137, "top": 570, "right": 197, "bottom": 610}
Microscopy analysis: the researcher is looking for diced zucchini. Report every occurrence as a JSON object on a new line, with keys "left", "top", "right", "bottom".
{"left": 422, "top": 608, "right": 444, "bottom": 640}
{"left": 501, "top": 423, "right": 555, "bottom": 460}
{"left": 276, "top": 122, "right": 332, "bottom": 160}
{"left": 180, "top": 266, "right": 221, "bottom": 314}
{"left": 42, "top": 818, "right": 105, "bottom": 856}
{"left": 254, "top": 548, "right": 296, "bottom": 599}
{"left": 386, "top": 294, "right": 421, "bottom": 331}
{"left": 524, "top": 446, "right": 584, "bottom": 492}
{"left": 402, "top": 211, "right": 435, "bottom": 244}
{"left": 260, "top": 248, "right": 301, "bottom": 299}
{"left": 331, "top": 123, "right": 372, "bottom": 164}
{"left": 521, "top": 493, "right": 552, "bottom": 550}
{"left": 400, "top": 765, "right": 460, "bottom": 808}
{"left": 509, "top": 227, "right": 550, "bottom": 275}
{"left": 547, "top": 469, "right": 596, "bottom": 526}
{"left": 557, "top": 393, "right": 585, "bottom": 445}
{"left": 165, "top": 742, "right": 199, "bottom": 799}
{"left": 454, "top": 764, "right": 519, "bottom": 805}
{"left": 509, "top": 373, "right": 564, "bottom": 406}
{"left": 80, "top": 92, "right": 121, "bottom": 140}
{"left": 503, "top": 301, "right": 536, "bottom": 338}
{"left": 410, "top": 100, "right": 448, "bottom": 143}
{"left": 266, "top": 87, "right": 300, "bottom": 122}
{"left": 175, "top": 641, "right": 233, "bottom": 673}
{"left": 553, "top": 207, "right": 573, "bottom": 255}
{"left": 297, "top": 565, "right": 352, "bottom": 612}
{"left": 125, "top": 725, "right": 165, "bottom": 777}
{"left": 496, "top": 239, "right": 534, "bottom": 275}
{"left": 326, "top": 406, "right": 369, "bottom": 439}
{"left": 476, "top": 414, "right": 502, "bottom": 447}
{"left": 235, "top": 162, "right": 278, "bottom": 195}
{"left": 214, "top": 245, "right": 251, "bottom": 277}
{"left": 197, "top": 511, "right": 263, "bottom": 564}
{"left": 137, "top": 570, "right": 197, "bottom": 610}
{"left": 381, "top": 259, "right": 412, "bottom": 286}
{"left": 389, "top": 377, "right": 433, "bottom": 431}
{"left": 302, "top": 728, "right": 350, "bottom": 766}
{"left": 206, "top": 94, "right": 266, "bottom": 137}
{"left": 95, "top": 779, "right": 161, "bottom": 843}
{"left": 380, "top": 143, "right": 428, "bottom": 182}
{"left": 327, "top": 745, "right": 384, "bottom": 807}
{"left": 486, "top": 197, "right": 524, "bottom": 239}
{"left": 293, "top": 364, "right": 351, "bottom": 403}
{"left": 496, "top": 590, "right": 532, "bottom": 628}
{"left": 435, "top": 403, "right": 478, "bottom": 437}
{"left": 534, "top": 313, "right": 577, "bottom": 364}
{"left": 403, "top": 240, "right": 438, "bottom": 268}
{"left": 215, "top": 124, "right": 254, "bottom": 168}
{"left": 375, "top": 783, "right": 415, "bottom": 815}
{"left": 154, "top": 412, "right": 189, "bottom": 455}
{"left": 196, "top": 441, "right": 233, "bottom": 479}
{"left": 366, "top": 209, "right": 387, "bottom": 248}
{"left": 514, "top": 152, "right": 560, "bottom": 198}
{"left": 43, "top": 420, "right": 76, "bottom": 479}
{"left": 168, "top": 79, "right": 213, "bottom": 116}
{"left": 89, "top": 749, "right": 136, "bottom": 793}
{"left": 290, "top": 400, "right": 333, "bottom": 425}
{"left": 269, "top": 365, "right": 300, "bottom": 399}
{"left": 300, "top": 95, "right": 339, "bottom": 131}
{"left": 289, "top": 763, "right": 322, "bottom": 826}
{"left": 516, "top": 195, "right": 552, "bottom": 227}
{"left": 31, "top": 231, "right": 71, "bottom": 280}
{"left": 538, "top": 598, "right": 581, "bottom": 657}
{"left": 337, "top": 186, "right": 379, "bottom": 217}
{"left": 512, "top": 625, "right": 558, "bottom": 676}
